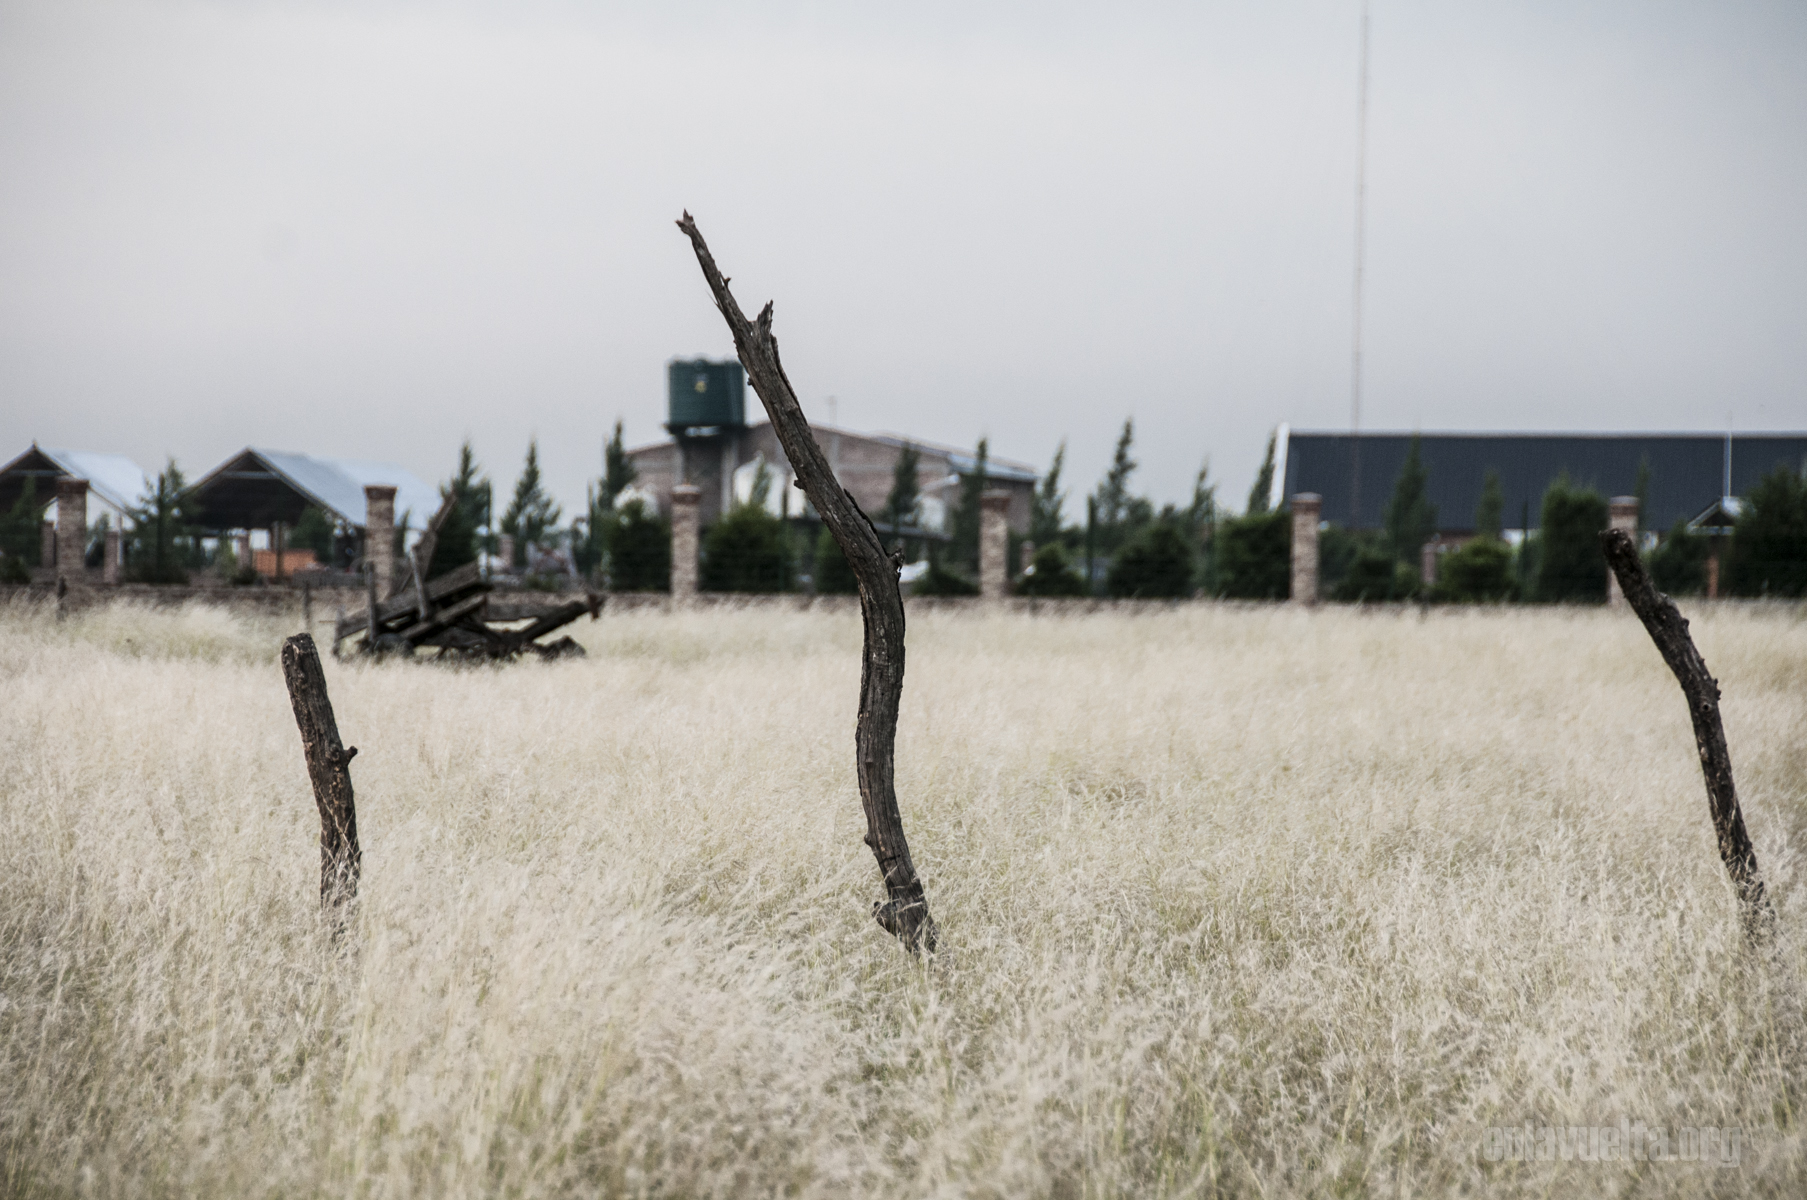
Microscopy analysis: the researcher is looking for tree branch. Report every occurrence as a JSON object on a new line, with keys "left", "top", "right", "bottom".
{"left": 676, "top": 211, "right": 937, "bottom": 954}
{"left": 1600, "top": 528, "right": 1772, "bottom": 941}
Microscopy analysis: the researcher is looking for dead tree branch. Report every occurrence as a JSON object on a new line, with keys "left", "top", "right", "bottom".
{"left": 677, "top": 211, "right": 937, "bottom": 954}
{"left": 1600, "top": 528, "right": 1772, "bottom": 940}
{"left": 280, "top": 633, "right": 361, "bottom": 924}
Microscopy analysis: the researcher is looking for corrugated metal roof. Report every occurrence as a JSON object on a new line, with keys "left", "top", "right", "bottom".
{"left": 41, "top": 449, "right": 151, "bottom": 513}
{"left": 1282, "top": 431, "right": 1807, "bottom": 531}
{"left": 189, "top": 448, "right": 439, "bottom": 532}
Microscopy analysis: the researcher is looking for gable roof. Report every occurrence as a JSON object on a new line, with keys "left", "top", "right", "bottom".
{"left": 0, "top": 444, "right": 151, "bottom": 515}
{"left": 188, "top": 448, "right": 439, "bottom": 532}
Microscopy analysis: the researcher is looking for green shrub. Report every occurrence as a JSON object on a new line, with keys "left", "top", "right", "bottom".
{"left": 1534, "top": 479, "right": 1607, "bottom": 603}
{"left": 1212, "top": 511, "right": 1290, "bottom": 599}
{"left": 606, "top": 500, "right": 670, "bottom": 592}
{"left": 1017, "top": 543, "right": 1086, "bottom": 597}
{"left": 1648, "top": 522, "right": 1708, "bottom": 596}
{"left": 812, "top": 525, "right": 857, "bottom": 594}
{"left": 911, "top": 548, "right": 979, "bottom": 596}
{"left": 1333, "top": 546, "right": 1418, "bottom": 601}
{"left": 701, "top": 504, "right": 792, "bottom": 593}
{"left": 289, "top": 506, "right": 337, "bottom": 560}
{"left": 1434, "top": 537, "right": 1515, "bottom": 603}
{"left": 1106, "top": 522, "right": 1194, "bottom": 599}
{"left": 1728, "top": 466, "right": 1807, "bottom": 597}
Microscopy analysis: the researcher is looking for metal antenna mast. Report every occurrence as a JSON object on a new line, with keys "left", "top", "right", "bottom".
{"left": 1350, "top": 0, "right": 1371, "bottom": 529}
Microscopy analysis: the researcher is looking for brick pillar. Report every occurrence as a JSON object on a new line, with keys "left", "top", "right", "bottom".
{"left": 1020, "top": 540, "right": 1034, "bottom": 580}
{"left": 979, "top": 490, "right": 1011, "bottom": 599}
{"left": 671, "top": 484, "right": 701, "bottom": 600}
{"left": 104, "top": 524, "right": 121, "bottom": 584}
{"left": 41, "top": 520, "right": 55, "bottom": 570}
{"left": 1607, "top": 496, "right": 1638, "bottom": 607}
{"left": 1290, "top": 493, "right": 1321, "bottom": 604}
{"left": 56, "top": 478, "right": 89, "bottom": 583}
{"left": 1421, "top": 541, "right": 1438, "bottom": 589}
{"left": 363, "top": 484, "right": 397, "bottom": 598}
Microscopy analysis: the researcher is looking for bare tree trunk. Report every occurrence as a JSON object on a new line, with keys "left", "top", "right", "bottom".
{"left": 280, "top": 633, "right": 361, "bottom": 923}
{"left": 1600, "top": 528, "right": 1772, "bottom": 940}
{"left": 677, "top": 212, "right": 937, "bottom": 954}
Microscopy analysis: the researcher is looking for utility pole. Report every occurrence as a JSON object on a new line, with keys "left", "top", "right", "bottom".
{"left": 1350, "top": 0, "right": 1371, "bottom": 531}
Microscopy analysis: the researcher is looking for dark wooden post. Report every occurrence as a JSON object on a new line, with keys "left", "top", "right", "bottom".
{"left": 280, "top": 633, "right": 361, "bottom": 918}
{"left": 1600, "top": 528, "right": 1772, "bottom": 939}
{"left": 678, "top": 212, "right": 938, "bottom": 954}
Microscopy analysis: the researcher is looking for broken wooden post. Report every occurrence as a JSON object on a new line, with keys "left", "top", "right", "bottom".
{"left": 670, "top": 484, "right": 701, "bottom": 602}
{"left": 678, "top": 212, "right": 938, "bottom": 954}
{"left": 1600, "top": 527, "right": 1772, "bottom": 940}
{"left": 279, "top": 633, "right": 361, "bottom": 921}
{"left": 1291, "top": 493, "right": 1321, "bottom": 605}
{"left": 979, "top": 490, "right": 1010, "bottom": 600}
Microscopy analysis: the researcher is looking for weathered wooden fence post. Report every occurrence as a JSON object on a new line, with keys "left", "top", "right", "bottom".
{"left": 280, "top": 633, "right": 361, "bottom": 922}
{"left": 1600, "top": 527, "right": 1771, "bottom": 940}
{"left": 678, "top": 212, "right": 938, "bottom": 954}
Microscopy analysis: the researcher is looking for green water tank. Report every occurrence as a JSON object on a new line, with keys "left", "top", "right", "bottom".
{"left": 667, "top": 359, "right": 746, "bottom": 432}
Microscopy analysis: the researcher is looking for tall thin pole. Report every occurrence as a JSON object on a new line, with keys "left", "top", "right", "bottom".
{"left": 1350, "top": 0, "right": 1371, "bottom": 530}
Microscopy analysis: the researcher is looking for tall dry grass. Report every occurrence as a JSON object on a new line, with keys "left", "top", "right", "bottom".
{"left": 2, "top": 596, "right": 1805, "bottom": 1197}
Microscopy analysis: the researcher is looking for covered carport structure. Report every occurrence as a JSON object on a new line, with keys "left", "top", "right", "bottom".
{"left": 187, "top": 448, "right": 438, "bottom": 579}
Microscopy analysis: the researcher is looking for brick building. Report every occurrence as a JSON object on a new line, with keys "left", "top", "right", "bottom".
{"left": 624, "top": 359, "right": 1037, "bottom": 536}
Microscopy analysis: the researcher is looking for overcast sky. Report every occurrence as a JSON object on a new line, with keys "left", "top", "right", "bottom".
{"left": 3, "top": 0, "right": 1804, "bottom": 522}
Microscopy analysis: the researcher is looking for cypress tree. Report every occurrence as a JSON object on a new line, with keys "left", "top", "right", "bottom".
{"left": 1031, "top": 441, "right": 1067, "bottom": 547}
{"left": 1383, "top": 434, "right": 1436, "bottom": 564}
{"left": 501, "top": 440, "right": 561, "bottom": 568}
{"left": 1534, "top": 477, "right": 1608, "bottom": 602}
{"left": 1246, "top": 433, "right": 1276, "bottom": 515}
{"left": 1728, "top": 465, "right": 1807, "bottom": 597}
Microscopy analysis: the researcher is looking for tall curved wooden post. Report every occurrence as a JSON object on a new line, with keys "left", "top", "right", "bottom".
{"left": 1600, "top": 528, "right": 1771, "bottom": 940}
{"left": 677, "top": 212, "right": 937, "bottom": 954}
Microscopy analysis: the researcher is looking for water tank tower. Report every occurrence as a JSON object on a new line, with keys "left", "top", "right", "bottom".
{"left": 666, "top": 358, "right": 746, "bottom": 436}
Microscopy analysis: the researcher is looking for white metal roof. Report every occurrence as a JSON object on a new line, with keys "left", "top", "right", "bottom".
{"left": 39, "top": 448, "right": 151, "bottom": 513}
{"left": 206, "top": 448, "right": 440, "bottom": 531}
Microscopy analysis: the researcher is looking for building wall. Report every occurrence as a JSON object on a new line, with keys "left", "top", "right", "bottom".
{"left": 625, "top": 423, "right": 1035, "bottom": 534}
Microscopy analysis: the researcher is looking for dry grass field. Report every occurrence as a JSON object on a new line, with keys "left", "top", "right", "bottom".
{"left": 3, "top": 597, "right": 1807, "bottom": 1198}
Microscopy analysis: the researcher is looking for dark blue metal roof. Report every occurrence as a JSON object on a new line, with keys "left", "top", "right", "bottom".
{"left": 1282, "top": 432, "right": 1807, "bottom": 532}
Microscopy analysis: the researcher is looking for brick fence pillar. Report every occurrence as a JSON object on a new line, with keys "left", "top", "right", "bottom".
{"left": 1290, "top": 493, "right": 1321, "bottom": 604}
{"left": 363, "top": 484, "right": 397, "bottom": 598}
{"left": 41, "top": 520, "right": 56, "bottom": 571}
{"left": 56, "top": 478, "right": 89, "bottom": 584}
{"left": 1608, "top": 496, "right": 1638, "bottom": 607}
{"left": 670, "top": 484, "right": 701, "bottom": 601}
{"left": 1421, "top": 540, "right": 1438, "bottom": 589}
{"left": 104, "top": 523, "right": 122, "bottom": 584}
{"left": 980, "top": 490, "right": 1011, "bottom": 599}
